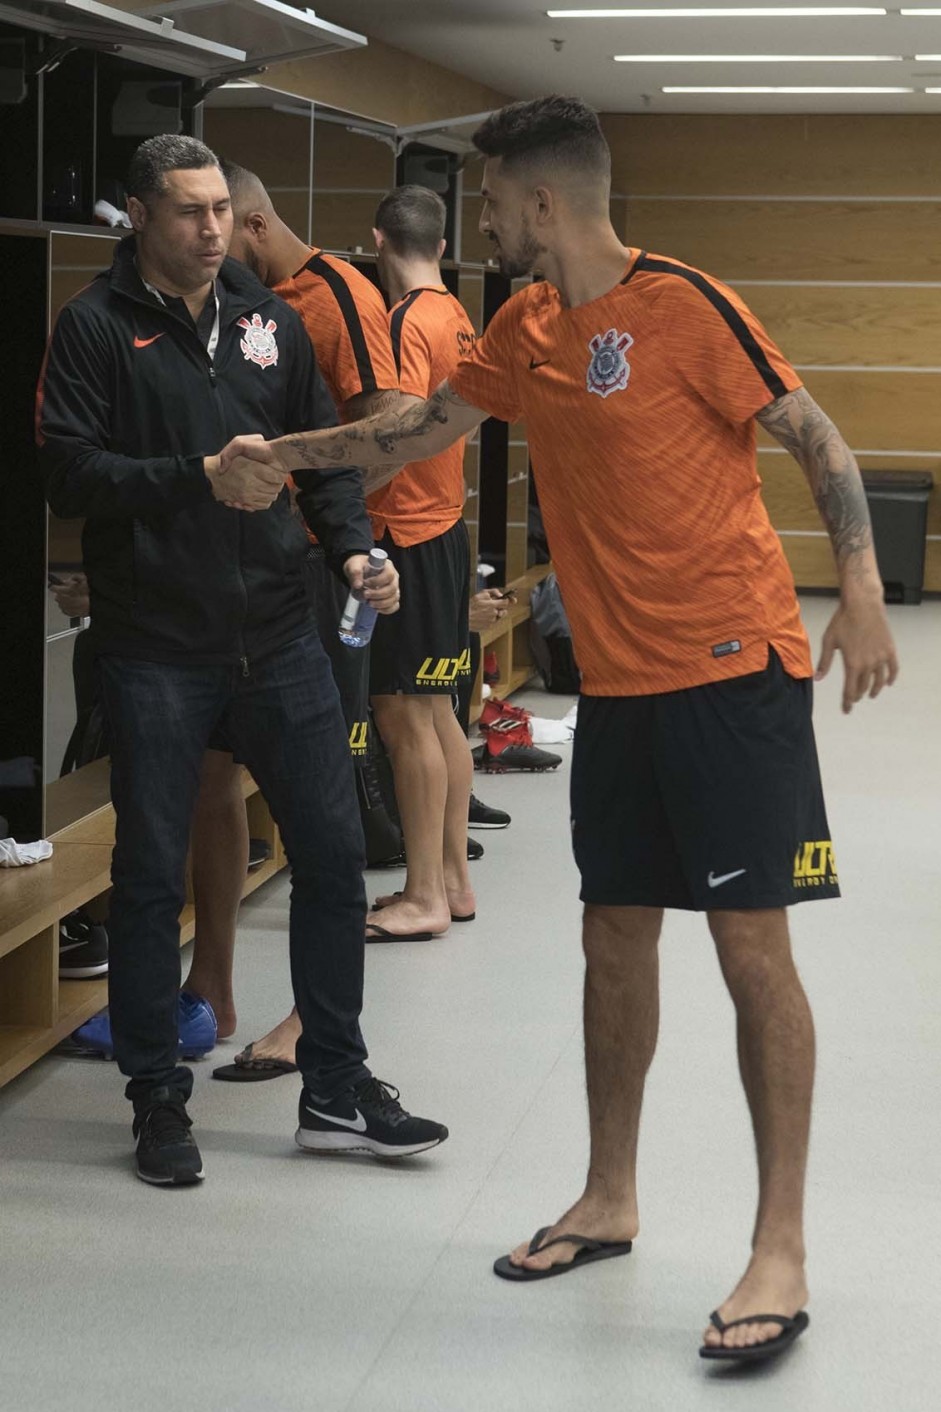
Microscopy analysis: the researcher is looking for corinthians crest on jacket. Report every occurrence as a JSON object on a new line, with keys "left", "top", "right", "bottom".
{"left": 238, "top": 312, "right": 279, "bottom": 368}
{"left": 586, "top": 327, "right": 633, "bottom": 398}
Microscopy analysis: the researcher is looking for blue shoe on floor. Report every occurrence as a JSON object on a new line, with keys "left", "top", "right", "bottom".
{"left": 72, "top": 992, "right": 218, "bottom": 1060}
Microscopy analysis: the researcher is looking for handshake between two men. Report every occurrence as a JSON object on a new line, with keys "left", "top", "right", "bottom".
{"left": 203, "top": 432, "right": 401, "bottom": 605}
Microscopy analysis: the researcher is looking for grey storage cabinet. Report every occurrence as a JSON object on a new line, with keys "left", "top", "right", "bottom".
{"left": 861, "top": 471, "right": 934, "bottom": 605}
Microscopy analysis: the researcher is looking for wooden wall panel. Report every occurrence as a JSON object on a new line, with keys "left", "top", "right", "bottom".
{"left": 202, "top": 108, "right": 311, "bottom": 190}
{"left": 312, "top": 123, "right": 394, "bottom": 190}
{"left": 780, "top": 537, "right": 840, "bottom": 590}
{"left": 602, "top": 114, "right": 941, "bottom": 198}
{"left": 739, "top": 285, "right": 941, "bottom": 370}
{"left": 48, "top": 232, "right": 118, "bottom": 323}
{"left": 761, "top": 371, "right": 941, "bottom": 453}
{"left": 758, "top": 454, "right": 941, "bottom": 536}
{"left": 626, "top": 199, "right": 941, "bottom": 284}
{"left": 312, "top": 194, "right": 383, "bottom": 254}
{"left": 462, "top": 195, "right": 491, "bottom": 265}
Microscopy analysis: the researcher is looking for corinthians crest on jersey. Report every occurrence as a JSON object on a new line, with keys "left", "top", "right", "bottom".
{"left": 237, "top": 312, "right": 279, "bottom": 368}
{"left": 586, "top": 327, "right": 633, "bottom": 398}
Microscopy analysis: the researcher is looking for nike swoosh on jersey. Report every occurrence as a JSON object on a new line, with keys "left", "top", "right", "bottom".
{"left": 133, "top": 333, "right": 165, "bottom": 349}
{"left": 304, "top": 1105, "right": 367, "bottom": 1132}
{"left": 528, "top": 357, "right": 550, "bottom": 370}
{"left": 707, "top": 868, "right": 747, "bottom": 888}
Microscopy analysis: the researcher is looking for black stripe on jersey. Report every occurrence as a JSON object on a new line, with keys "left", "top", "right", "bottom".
{"left": 305, "top": 254, "right": 379, "bottom": 394}
{"left": 637, "top": 255, "right": 789, "bottom": 401}
{"left": 389, "top": 288, "right": 425, "bottom": 377}
{"left": 620, "top": 251, "right": 646, "bottom": 286}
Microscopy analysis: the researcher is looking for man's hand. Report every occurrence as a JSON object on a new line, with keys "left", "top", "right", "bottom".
{"left": 815, "top": 592, "right": 899, "bottom": 714}
{"left": 207, "top": 436, "right": 287, "bottom": 512}
{"left": 469, "top": 587, "right": 515, "bottom": 634}
{"left": 344, "top": 553, "right": 400, "bottom": 615}
{"left": 49, "top": 572, "right": 90, "bottom": 618}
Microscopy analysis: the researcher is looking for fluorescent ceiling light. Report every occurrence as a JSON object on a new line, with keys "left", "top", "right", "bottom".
{"left": 550, "top": 8, "right": 886, "bottom": 15}
{"left": 662, "top": 85, "right": 914, "bottom": 92}
{"left": 902, "top": 9, "right": 941, "bottom": 13}
{"left": 916, "top": 55, "right": 941, "bottom": 60}
{"left": 615, "top": 54, "right": 903, "bottom": 61}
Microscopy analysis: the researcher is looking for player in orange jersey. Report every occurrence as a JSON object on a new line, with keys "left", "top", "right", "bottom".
{"left": 219, "top": 97, "right": 897, "bottom": 1362}
{"left": 365, "top": 186, "right": 477, "bottom": 943}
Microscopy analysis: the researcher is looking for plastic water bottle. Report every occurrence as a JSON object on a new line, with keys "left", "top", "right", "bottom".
{"left": 338, "top": 547, "right": 388, "bottom": 647}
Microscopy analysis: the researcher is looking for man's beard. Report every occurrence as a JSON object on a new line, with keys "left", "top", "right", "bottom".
{"left": 491, "top": 219, "right": 543, "bottom": 279}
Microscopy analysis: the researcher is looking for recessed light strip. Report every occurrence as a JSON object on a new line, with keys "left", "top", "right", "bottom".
{"left": 548, "top": 8, "right": 888, "bottom": 16}
{"left": 662, "top": 85, "right": 914, "bottom": 92}
{"left": 615, "top": 54, "right": 904, "bottom": 61}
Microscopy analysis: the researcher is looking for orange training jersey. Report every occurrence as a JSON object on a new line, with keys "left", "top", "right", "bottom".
{"left": 368, "top": 286, "right": 476, "bottom": 547}
{"left": 273, "top": 248, "right": 398, "bottom": 413}
{"left": 449, "top": 249, "right": 812, "bottom": 697}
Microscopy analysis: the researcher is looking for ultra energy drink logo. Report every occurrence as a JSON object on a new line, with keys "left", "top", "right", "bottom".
{"left": 348, "top": 720, "right": 368, "bottom": 756}
{"left": 415, "top": 648, "right": 472, "bottom": 686}
{"left": 792, "top": 840, "right": 838, "bottom": 889}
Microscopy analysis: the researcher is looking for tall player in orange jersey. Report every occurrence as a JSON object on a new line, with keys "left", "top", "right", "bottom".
{"left": 219, "top": 98, "right": 898, "bottom": 1363}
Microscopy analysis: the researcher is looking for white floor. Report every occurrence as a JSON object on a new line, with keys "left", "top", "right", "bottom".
{"left": 1, "top": 597, "right": 939, "bottom": 1412}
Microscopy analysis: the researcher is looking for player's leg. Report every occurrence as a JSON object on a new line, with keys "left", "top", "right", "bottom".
{"left": 184, "top": 749, "right": 247, "bottom": 1038}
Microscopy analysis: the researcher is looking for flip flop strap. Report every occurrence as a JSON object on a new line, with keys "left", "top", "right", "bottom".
{"left": 710, "top": 1311, "right": 797, "bottom": 1333}
{"left": 527, "top": 1230, "right": 605, "bottom": 1256}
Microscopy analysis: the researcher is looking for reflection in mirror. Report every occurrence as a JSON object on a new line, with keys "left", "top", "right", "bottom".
{"left": 44, "top": 232, "right": 117, "bottom": 833}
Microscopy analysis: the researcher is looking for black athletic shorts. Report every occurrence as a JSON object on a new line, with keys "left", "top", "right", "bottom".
{"left": 571, "top": 648, "right": 840, "bottom": 911}
{"left": 369, "top": 519, "right": 471, "bottom": 696}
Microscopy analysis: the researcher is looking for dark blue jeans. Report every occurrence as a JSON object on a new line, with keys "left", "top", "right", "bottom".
{"left": 97, "top": 632, "right": 370, "bottom": 1111}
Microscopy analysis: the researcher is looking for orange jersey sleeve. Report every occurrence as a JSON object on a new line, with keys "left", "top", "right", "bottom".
{"left": 449, "top": 294, "right": 525, "bottom": 423}
{"left": 274, "top": 252, "right": 398, "bottom": 413}
{"left": 642, "top": 257, "right": 802, "bottom": 421}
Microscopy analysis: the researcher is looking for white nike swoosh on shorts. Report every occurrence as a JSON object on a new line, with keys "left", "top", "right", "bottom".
{"left": 305, "top": 1105, "right": 367, "bottom": 1133}
{"left": 707, "top": 868, "right": 747, "bottom": 888}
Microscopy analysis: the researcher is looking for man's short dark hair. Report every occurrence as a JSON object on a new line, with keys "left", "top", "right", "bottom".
{"left": 218, "top": 157, "right": 255, "bottom": 207}
{"left": 374, "top": 185, "right": 447, "bottom": 260}
{"left": 126, "top": 134, "right": 220, "bottom": 203}
{"left": 472, "top": 96, "right": 610, "bottom": 183}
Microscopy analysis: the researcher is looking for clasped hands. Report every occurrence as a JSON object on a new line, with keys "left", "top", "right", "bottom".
{"left": 205, "top": 434, "right": 287, "bottom": 512}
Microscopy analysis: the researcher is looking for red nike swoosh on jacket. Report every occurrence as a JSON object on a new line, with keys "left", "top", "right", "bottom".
{"left": 133, "top": 333, "right": 165, "bottom": 349}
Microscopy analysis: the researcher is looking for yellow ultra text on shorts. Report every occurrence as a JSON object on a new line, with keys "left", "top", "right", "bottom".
{"left": 349, "top": 720, "right": 368, "bottom": 755}
{"left": 792, "top": 840, "right": 838, "bottom": 888}
{"left": 415, "top": 649, "right": 472, "bottom": 685}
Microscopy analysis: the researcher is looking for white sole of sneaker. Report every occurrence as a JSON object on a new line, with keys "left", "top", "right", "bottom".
{"left": 467, "top": 820, "right": 510, "bottom": 829}
{"left": 294, "top": 1128, "right": 445, "bottom": 1158}
{"left": 136, "top": 1167, "right": 205, "bottom": 1185}
{"left": 58, "top": 962, "right": 110, "bottom": 978}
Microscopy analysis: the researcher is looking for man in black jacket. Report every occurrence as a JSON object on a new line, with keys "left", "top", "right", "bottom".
{"left": 37, "top": 134, "right": 447, "bottom": 1185}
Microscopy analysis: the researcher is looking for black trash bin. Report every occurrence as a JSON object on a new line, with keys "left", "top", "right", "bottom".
{"left": 861, "top": 471, "right": 934, "bottom": 605}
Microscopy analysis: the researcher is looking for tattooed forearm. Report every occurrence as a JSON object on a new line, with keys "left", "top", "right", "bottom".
{"left": 757, "top": 388, "right": 875, "bottom": 577}
{"left": 275, "top": 381, "right": 482, "bottom": 475}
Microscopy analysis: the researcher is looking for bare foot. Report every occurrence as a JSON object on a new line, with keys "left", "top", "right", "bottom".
{"left": 237, "top": 1007, "right": 302, "bottom": 1067}
{"left": 372, "top": 888, "right": 476, "bottom": 922}
{"left": 365, "top": 897, "right": 451, "bottom": 938}
{"left": 701, "top": 1252, "right": 809, "bottom": 1352}
{"left": 183, "top": 977, "right": 237, "bottom": 1039}
{"left": 507, "top": 1192, "right": 639, "bottom": 1274}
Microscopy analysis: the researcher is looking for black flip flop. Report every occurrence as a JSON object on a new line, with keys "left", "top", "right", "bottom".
{"left": 493, "top": 1227, "right": 633, "bottom": 1282}
{"left": 365, "top": 923, "right": 440, "bottom": 944}
{"left": 699, "top": 1309, "right": 810, "bottom": 1362}
{"left": 212, "top": 1042, "right": 299, "bottom": 1082}
{"left": 372, "top": 892, "right": 475, "bottom": 923}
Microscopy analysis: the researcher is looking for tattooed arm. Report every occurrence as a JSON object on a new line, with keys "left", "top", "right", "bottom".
{"left": 220, "top": 381, "right": 486, "bottom": 497}
{"left": 756, "top": 387, "right": 898, "bottom": 712}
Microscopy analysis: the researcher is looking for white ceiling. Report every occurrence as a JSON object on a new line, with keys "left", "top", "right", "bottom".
{"left": 312, "top": 1, "right": 941, "bottom": 114}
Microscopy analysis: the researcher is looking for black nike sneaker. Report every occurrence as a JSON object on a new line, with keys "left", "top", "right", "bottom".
{"left": 133, "top": 1089, "right": 204, "bottom": 1185}
{"left": 468, "top": 794, "right": 511, "bottom": 829}
{"left": 296, "top": 1077, "right": 448, "bottom": 1158}
{"left": 59, "top": 908, "right": 109, "bottom": 978}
